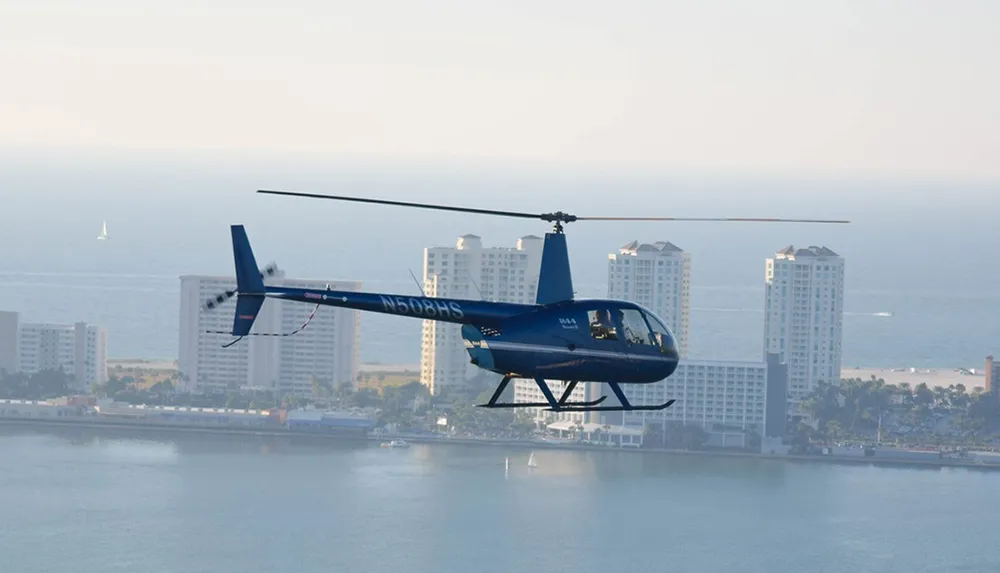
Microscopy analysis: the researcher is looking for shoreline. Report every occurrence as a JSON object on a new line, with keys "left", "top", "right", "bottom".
{"left": 3, "top": 416, "right": 998, "bottom": 473}
{"left": 103, "top": 360, "right": 988, "bottom": 390}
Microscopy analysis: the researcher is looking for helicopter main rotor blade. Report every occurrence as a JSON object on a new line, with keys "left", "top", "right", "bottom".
{"left": 257, "top": 190, "right": 544, "bottom": 220}
{"left": 257, "top": 190, "right": 849, "bottom": 225}
{"left": 576, "top": 216, "right": 850, "bottom": 224}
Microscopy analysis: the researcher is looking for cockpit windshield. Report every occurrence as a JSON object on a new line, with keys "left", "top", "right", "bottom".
{"left": 618, "top": 309, "right": 654, "bottom": 346}
{"left": 638, "top": 309, "right": 677, "bottom": 355}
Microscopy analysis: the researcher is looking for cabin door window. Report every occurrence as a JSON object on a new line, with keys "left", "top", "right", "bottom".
{"left": 587, "top": 309, "right": 618, "bottom": 341}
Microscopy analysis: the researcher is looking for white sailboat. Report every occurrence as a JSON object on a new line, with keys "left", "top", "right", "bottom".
{"left": 505, "top": 456, "right": 509, "bottom": 478}
{"left": 96, "top": 220, "right": 108, "bottom": 241}
{"left": 527, "top": 452, "right": 537, "bottom": 469}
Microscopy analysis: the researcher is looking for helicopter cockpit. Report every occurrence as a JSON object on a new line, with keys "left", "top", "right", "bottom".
{"left": 587, "top": 305, "right": 678, "bottom": 358}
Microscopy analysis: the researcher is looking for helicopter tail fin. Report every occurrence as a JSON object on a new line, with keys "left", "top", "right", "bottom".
{"left": 535, "top": 232, "right": 574, "bottom": 305}
{"left": 230, "top": 225, "right": 266, "bottom": 337}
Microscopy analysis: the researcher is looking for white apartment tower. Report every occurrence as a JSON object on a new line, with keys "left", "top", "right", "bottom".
{"left": 763, "top": 245, "right": 844, "bottom": 408}
{"left": 179, "top": 272, "right": 361, "bottom": 395}
{"left": 420, "top": 234, "right": 543, "bottom": 395}
{"left": 607, "top": 240, "right": 691, "bottom": 358}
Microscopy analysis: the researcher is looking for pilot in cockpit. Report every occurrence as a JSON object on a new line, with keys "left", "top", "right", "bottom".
{"left": 590, "top": 309, "right": 616, "bottom": 340}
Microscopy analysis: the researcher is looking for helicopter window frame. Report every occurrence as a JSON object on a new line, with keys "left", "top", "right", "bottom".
{"left": 640, "top": 310, "right": 675, "bottom": 351}
{"left": 617, "top": 308, "right": 656, "bottom": 347}
{"left": 587, "top": 309, "right": 619, "bottom": 342}
{"left": 643, "top": 311, "right": 671, "bottom": 337}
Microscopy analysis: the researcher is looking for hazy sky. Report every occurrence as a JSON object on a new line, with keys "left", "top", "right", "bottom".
{"left": 2, "top": 0, "right": 998, "bottom": 179}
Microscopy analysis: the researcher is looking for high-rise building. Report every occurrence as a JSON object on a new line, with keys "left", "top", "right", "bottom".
{"left": 607, "top": 240, "right": 691, "bottom": 358}
{"left": 420, "top": 234, "right": 543, "bottom": 395}
{"left": 622, "top": 358, "right": 777, "bottom": 448}
{"left": 13, "top": 317, "right": 107, "bottom": 392}
{"left": 178, "top": 272, "right": 361, "bottom": 395}
{"left": 763, "top": 245, "right": 845, "bottom": 409}
{"left": 986, "top": 355, "right": 999, "bottom": 399}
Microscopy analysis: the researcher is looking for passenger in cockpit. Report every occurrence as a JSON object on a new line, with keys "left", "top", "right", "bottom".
{"left": 590, "top": 309, "right": 617, "bottom": 340}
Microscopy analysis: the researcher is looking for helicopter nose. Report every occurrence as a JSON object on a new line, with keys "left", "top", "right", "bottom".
{"left": 662, "top": 353, "right": 679, "bottom": 378}
{"left": 659, "top": 340, "right": 680, "bottom": 377}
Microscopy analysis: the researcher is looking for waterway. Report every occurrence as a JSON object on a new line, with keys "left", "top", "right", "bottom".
{"left": 0, "top": 425, "right": 997, "bottom": 573}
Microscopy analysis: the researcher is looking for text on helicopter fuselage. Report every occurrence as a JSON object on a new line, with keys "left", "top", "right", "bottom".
{"left": 379, "top": 295, "right": 465, "bottom": 319}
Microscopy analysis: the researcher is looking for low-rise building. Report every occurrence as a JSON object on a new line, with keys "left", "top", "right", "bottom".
{"left": 623, "top": 359, "right": 775, "bottom": 449}
{"left": 0, "top": 311, "right": 107, "bottom": 391}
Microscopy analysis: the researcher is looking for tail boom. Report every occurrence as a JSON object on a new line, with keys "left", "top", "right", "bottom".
{"left": 224, "top": 224, "right": 534, "bottom": 337}
{"left": 262, "top": 287, "right": 532, "bottom": 326}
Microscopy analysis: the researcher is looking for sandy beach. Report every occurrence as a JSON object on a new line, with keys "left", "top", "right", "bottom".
{"left": 844, "top": 366, "right": 986, "bottom": 390}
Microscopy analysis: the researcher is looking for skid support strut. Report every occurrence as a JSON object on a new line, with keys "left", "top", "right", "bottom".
{"left": 476, "top": 376, "right": 607, "bottom": 409}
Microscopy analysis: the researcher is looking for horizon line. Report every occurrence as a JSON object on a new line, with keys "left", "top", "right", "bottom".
{"left": 1, "top": 144, "right": 998, "bottom": 188}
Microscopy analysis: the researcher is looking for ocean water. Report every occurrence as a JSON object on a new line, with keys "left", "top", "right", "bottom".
{"left": 2, "top": 157, "right": 998, "bottom": 368}
{"left": 0, "top": 425, "right": 998, "bottom": 573}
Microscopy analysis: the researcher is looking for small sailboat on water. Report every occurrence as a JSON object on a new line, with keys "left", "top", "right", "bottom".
{"left": 505, "top": 456, "right": 509, "bottom": 478}
{"left": 527, "top": 452, "right": 537, "bottom": 469}
{"left": 96, "top": 220, "right": 108, "bottom": 241}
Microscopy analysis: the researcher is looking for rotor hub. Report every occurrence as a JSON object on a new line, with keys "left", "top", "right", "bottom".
{"left": 540, "top": 211, "right": 578, "bottom": 224}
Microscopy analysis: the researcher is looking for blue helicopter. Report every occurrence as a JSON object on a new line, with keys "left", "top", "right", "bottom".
{"left": 206, "top": 190, "right": 848, "bottom": 413}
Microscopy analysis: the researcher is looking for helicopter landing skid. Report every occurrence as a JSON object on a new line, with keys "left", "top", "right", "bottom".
{"left": 477, "top": 378, "right": 607, "bottom": 409}
{"left": 545, "top": 381, "right": 676, "bottom": 412}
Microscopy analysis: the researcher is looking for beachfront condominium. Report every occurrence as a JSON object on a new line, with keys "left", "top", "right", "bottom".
{"left": 763, "top": 245, "right": 845, "bottom": 411}
{"left": 420, "top": 234, "right": 543, "bottom": 395}
{"left": 0, "top": 310, "right": 107, "bottom": 391}
{"left": 178, "top": 271, "right": 361, "bottom": 395}
{"left": 607, "top": 240, "right": 691, "bottom": 358}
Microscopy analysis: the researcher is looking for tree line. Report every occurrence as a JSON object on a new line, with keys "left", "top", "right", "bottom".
{"left": 795, "top": 376, "right": 1000, "bottom": 446}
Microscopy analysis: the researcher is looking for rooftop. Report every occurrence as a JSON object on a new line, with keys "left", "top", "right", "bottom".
{"left": 775, "top": 245, "right": 839, "bottom": 258}
{"left": 618, "top": 240, "right": 685, "bottom": 255}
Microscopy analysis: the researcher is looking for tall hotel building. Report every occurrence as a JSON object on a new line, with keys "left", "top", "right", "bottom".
{"left": 421, "top": 234, "right": 543, "bottom": 395}
{"left": 607, "top": 241, "right": 691, "bottom": 358}
{"left": 763, "top": 245, "right": 845, "bottom": 410}
{"left": 178, "top": 271, "right": 361, "bottom": 395}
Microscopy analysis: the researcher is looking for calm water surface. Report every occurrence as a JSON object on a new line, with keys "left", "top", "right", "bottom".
{"left": 0, "top": 426, "right": 997, "bottom": 573}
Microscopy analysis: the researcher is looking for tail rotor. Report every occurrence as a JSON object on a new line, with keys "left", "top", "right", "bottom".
{"left": 202, "top": 263, "right": 278, "bottom": 312}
